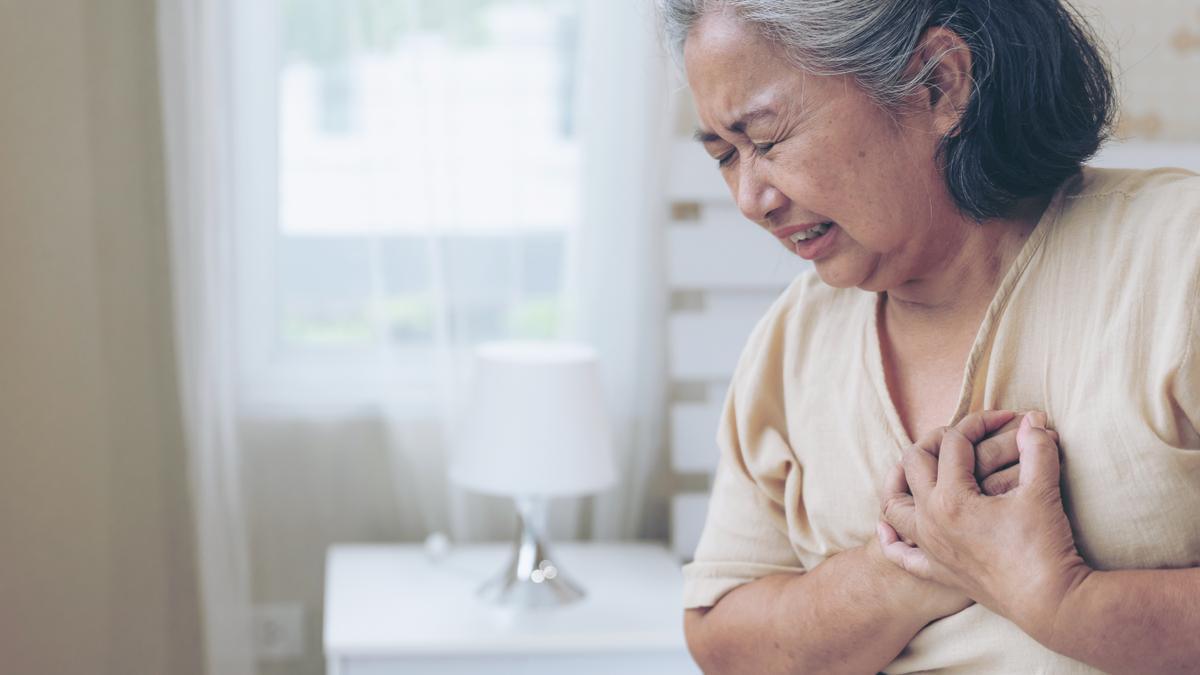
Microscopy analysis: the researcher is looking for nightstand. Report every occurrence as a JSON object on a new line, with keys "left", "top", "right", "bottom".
{"left": 324, "top": 541, "right": 699, "bottom": 675}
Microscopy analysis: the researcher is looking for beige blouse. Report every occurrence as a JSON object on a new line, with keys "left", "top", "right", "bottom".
{"left": 682, "top": 167, "right": 1200, "bottom": 673}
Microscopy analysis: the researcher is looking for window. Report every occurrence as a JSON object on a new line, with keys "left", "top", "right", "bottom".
{"left": 243, "top": 0, "right": 583, "bottom": 402}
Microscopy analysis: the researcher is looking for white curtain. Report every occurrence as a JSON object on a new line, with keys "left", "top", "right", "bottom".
{"left": 386, "top": 0, "right": 670, "bottom": 544}
{"left": 573, "top": 0, "right": 669, "bottom": 539}
{"left": 156, "top": 2, "right": 256, "bottom": 675}
{"left": 157, "top": 0, "right": 667, "bottom": 670}
{"left": 374, "top": 0, "right": 670, "bottom": 544}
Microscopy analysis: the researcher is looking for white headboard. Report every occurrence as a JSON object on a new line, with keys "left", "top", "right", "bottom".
{"left": 664, "top": 139, "right": 807, "bottom": 559}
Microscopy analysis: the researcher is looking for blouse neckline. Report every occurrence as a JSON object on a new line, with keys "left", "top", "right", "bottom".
{"left": 863, "top": 180, "right": 1072, "bottom": 449}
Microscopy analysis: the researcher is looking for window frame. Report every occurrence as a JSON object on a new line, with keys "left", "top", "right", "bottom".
{"left": 231, "top": 0, "right": 580, "bottom": 410}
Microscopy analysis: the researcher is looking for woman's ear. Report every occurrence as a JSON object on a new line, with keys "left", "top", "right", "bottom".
{"left": 909, "top": 26, "right": 973, "bottom": 137}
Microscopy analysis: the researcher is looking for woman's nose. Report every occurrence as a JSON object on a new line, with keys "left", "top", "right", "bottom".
{"left": 734, "top": 163, "right": 787, "bottom": 224}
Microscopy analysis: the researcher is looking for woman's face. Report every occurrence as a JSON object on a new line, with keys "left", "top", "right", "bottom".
{"left": 684, "top": 11, "right": 966, "bottom": 292}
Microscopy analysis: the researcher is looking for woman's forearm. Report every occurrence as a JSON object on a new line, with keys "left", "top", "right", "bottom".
{"left": 1034, "top": 568, "right": 1200, "bottom": 675}
{"left": 685, "top": 543, "right": 951, "bottom": 675}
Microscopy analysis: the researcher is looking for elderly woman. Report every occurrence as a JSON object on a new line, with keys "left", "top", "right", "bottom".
{"left": 659, "top": 1, "right": 1200, "bottom": 673}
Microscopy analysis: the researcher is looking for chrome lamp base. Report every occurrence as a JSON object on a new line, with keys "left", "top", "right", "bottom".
{"left": 477, "top": 496, "right": 584, "bottom": 608}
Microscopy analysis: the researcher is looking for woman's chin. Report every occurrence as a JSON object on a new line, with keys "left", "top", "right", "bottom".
{"left": 812, "top": 256, "right": 883, "bottom": 292}
{"left": 812, "top": 259, "right": 862, "bottom": 289}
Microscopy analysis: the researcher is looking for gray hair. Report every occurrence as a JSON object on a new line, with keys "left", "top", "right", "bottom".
{"left": 659, "top": 0, "right": 945, "bottom": 109}
{"left": 657, "top": 0, "right": 1116, "bottom": 221}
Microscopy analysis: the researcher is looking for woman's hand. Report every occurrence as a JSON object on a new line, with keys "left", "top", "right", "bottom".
{"left": 878, "top": 412, "right": 1092, "bottom": 641}
{"left": 871, "top": 409, "right": 1033, "bottom": 621}
{"left": 864, "top": 524, "right": 973, "bottom": 621}
{"left": 968, "top": 410, "right": 1060, "bottom": 497}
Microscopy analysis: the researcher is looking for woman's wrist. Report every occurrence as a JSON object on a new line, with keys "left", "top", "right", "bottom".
{"left": 862, "top": 538, "right": 968, "bottom": 625}
{"left": 1007, "top": 558, "right": 1096, "bottom": 650}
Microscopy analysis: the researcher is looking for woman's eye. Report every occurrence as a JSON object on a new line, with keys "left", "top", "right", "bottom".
{"left": 716, "top": 150, "right": 737, "bottom": 168}
{"left": 754, "top": 141, "right": 776, "bottom": 154}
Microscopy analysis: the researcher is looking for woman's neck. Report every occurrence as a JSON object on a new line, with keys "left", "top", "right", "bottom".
{"left": 884, "top": 194, "right": 1050, "bottom": 334}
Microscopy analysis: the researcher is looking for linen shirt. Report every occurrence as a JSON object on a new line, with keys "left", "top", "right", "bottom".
{"left": 682, "top": 167, "right": 1200, "bottom": 674}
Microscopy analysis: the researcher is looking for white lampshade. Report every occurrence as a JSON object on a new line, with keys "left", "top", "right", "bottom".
{"left": 450, "top": 341, "right": 616, "bottom": 497}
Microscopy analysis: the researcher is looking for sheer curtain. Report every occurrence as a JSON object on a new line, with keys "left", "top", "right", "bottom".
{"left": 158, "top": 0, "right": 667, "bottom": 671}
{"left": 573, "top": 0, "right": 669, "bottom": 539}
{"left": 156, "top": 2, "right": 256, "bottom": 675}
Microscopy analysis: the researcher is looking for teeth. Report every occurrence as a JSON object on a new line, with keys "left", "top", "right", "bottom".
{"left": 789, "top": 222, "right": 833, "bottom": 243}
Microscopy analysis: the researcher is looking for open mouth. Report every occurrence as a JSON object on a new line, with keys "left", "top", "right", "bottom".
{"left": 788, "top": 222, "right": 833, "bottom": 243}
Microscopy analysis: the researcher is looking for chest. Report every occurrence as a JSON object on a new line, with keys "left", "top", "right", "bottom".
{"left": 883, "top": 364, "right": 964, "bottom": 443}
{"left": 877, "top": 323, "right": 977, "bottom": 443}
{"left": 780, "top": 314, "right": 1200, "bottom": 572}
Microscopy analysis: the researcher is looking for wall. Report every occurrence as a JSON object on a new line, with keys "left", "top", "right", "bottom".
{"left": 1085, "top": 0, "right": 1200, "bottom": 140}
{"left": 0, "top": 1, "right": 203, "bottom": 674}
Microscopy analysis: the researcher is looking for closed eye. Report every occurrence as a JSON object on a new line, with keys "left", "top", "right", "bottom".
{"left": 716, "top": 149, "right": 737, "bottom": 168}
{"left": 753, "top": 141, "right": 776, "bottom": 154}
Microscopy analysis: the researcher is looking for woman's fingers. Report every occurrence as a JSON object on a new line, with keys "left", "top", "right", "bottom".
{"left": 901, "top": 442, "right": 939, "bottom": 498}
{"left": 975, "top": 427, "right": 1060, "bottom": 476}
{"left": 882, "top": 461, "right": 909, "bottom": 499}
{"left": 1017, "top": 412, "right": 1062, "bottom": 491}
{"left": 981, "top": 464, "right": 1021, "bottom": 496}
{"left": 975, "top": 427, "right": 1020, "bottom": 479}
{"left": 883, "top": 482, "right": 916, "bottom": 540}
{"left": 888, "top": 409, "right": 1059, "bottom": 508}
{"left": 881, "top": 468, "right": 920, "bottom": 541}
{"left": 881, "top": 463, "right": 921, "bottom": 543}
{"left": 877, "top": 521, "right": 935, "bottom": 580}
{"left": 974, "top": 414, "right": 1057, "bottom": 482}
{"left": 936, "top": 427, "right": 979, "bottom": 491}
{"left": 953, "top": 409, "right": 1017, "bottom": 445}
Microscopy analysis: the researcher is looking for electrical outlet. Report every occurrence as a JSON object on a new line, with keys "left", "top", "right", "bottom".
{"left": 252, "top": 603, "right": 305, "bottom": 661}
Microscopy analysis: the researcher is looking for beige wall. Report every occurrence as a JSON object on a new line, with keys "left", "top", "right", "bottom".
{"left": 0, "top": 1, "right": 203, "bottom": 674}
{"left": 1082, "top": 0, "right": 1200, "bottom": 140}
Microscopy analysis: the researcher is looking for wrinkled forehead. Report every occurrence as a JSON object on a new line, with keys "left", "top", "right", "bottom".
{"left": 683, "top": 11, "right": 810, "bottom": 134}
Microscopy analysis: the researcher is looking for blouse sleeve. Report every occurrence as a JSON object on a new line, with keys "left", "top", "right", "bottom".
{"left": 1173, "top": 264, "right": 1200, "bottom": 442}
{"left": 1165, "top": 182, "right": 1200, "bottom": 443}
{"left": 680, "top": 382, "right": 805, "bottom": 609}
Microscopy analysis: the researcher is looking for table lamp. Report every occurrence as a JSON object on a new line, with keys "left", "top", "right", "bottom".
{"left": 450, "top": 341, "right": 616, "bottom": 608}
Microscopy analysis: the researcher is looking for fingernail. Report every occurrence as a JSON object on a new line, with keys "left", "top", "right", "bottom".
{"left": 1030, "top": 411, "right": 1047, "bottom": 430}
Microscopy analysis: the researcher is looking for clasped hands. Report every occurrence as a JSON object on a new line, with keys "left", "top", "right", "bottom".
{"left": 876, "top": 410, "right": 1093, "bottom": 642}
